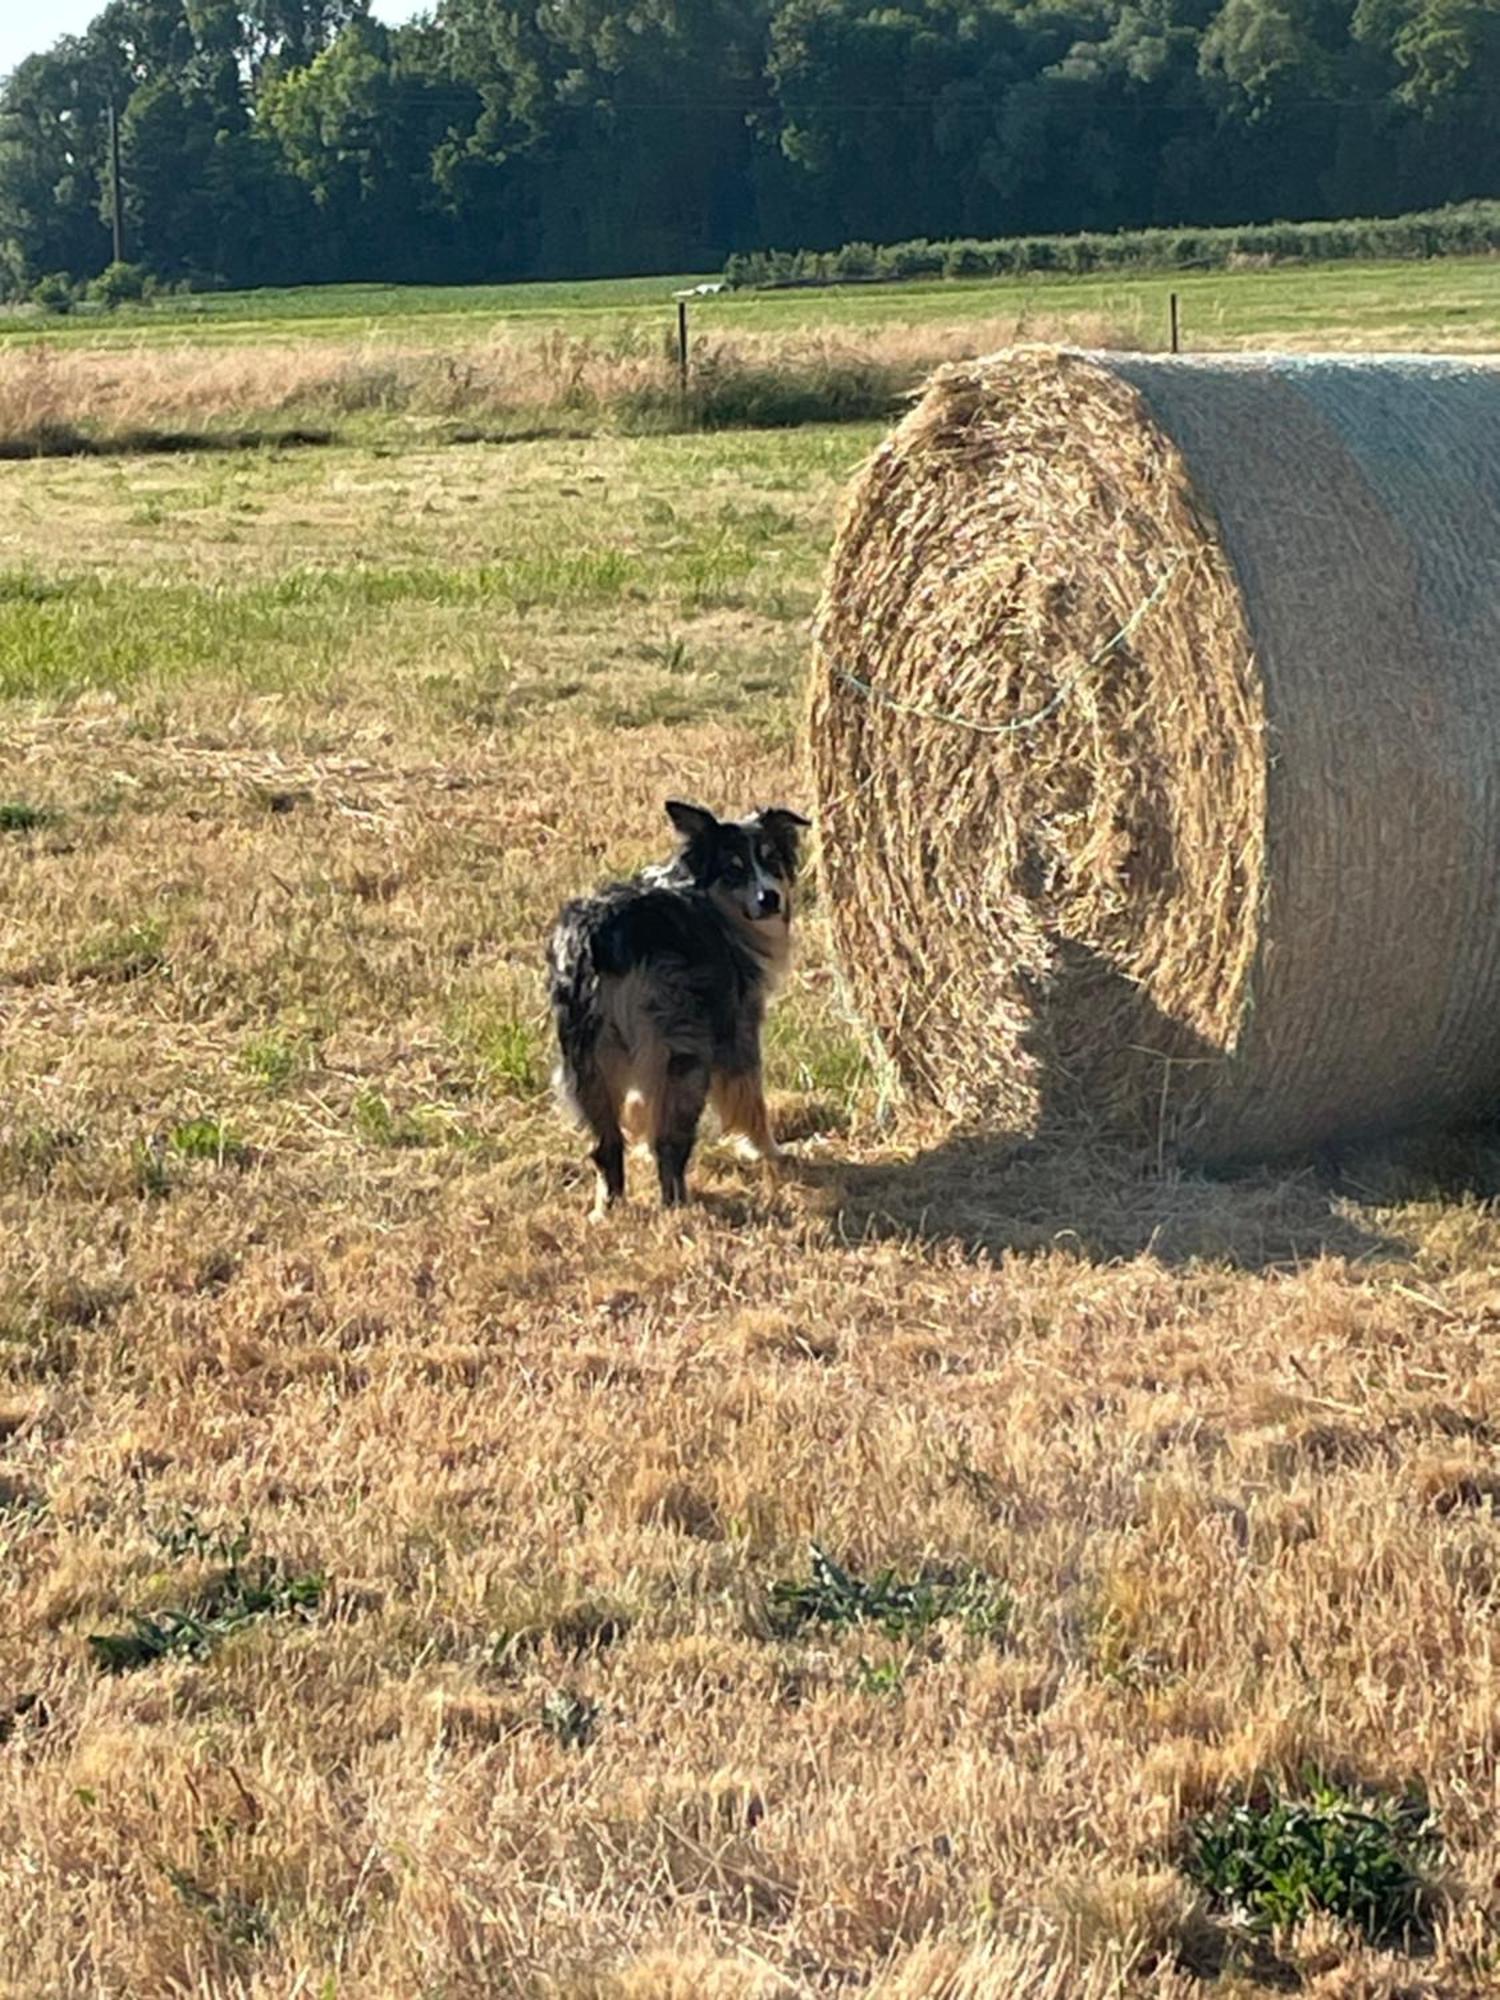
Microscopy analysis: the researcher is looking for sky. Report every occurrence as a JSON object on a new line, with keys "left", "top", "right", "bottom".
{"left": 0, "top": 1, "right": 423, "bottom": 80}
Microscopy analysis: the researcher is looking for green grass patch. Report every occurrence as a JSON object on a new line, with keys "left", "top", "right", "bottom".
{"left": 1185, "top": 1777, "right": 1439, "bottom": 1943}
{"left": 7, "top": 247, "right": 1499, "bottom": 358}
{"left": 352, "top": 1089, "right": 431, "bottom": 1149}
{"left": 0, "top": 576, "right": 278, "bottom": 700}
{"left": 0, "top": 522, "right": 812, "bottom": 703}
{"left": 769, "top": 1543, "right": 1010, "bottom": 1643}
{"left": 264, "top": 553, "right": 640, "bottom": 612}
{"left": 0, "top": 273, "right": 712, "bottom": 348}
{"left": 0, "top": 559, "right": 647, "bottom": 701}
{"left": 849, "top": 1655, "right": 909, "bottom": 1698}
{"left": 453, "top": 1003, "right": 549, "bottom": 1099}
{"left": 7, "top": 254, "right": 1500, "bottom": 373}
{"left": 0, "top": 801, "right": 51, "bottom": 831}
{"left": 88, "top": 1512, "right": 323, "bottom": 1673}
{"left": 240, "top": 1030, "right": 309, "bottom": 1091}
{"left": 168, "top": 1117, "right": 250, "bottom": 1168}
{"left": 0, "top": 572, "right": 72, "bottom": 604}
{"left": 77, "top": 918, "right": 166, "bottom": 983}
{"left": 766, "top": 1001, "right": 871, "bottom": 1103}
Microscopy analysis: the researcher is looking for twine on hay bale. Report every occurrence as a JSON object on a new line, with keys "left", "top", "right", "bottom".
{"left": 809, "top": 347, "right": 1500, "bottom": 1160}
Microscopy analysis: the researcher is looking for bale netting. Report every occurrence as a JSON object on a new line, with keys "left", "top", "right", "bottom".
{"left": 809, "top": 347, "right": 1500, "bottom": 1161}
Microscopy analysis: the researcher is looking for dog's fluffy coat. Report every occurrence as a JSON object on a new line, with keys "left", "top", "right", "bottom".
{"left": 548, "top": 800, "right": 809, "bottom": 1212}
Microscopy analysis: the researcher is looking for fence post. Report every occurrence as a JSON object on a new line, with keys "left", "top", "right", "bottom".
{"left": 108, "top": 100, "right": 125, "bottom": 265}
{"left": 677, "top": 297, "right": 690, "bottom": 397}
{"left": 1168, "top": 291, "right": 1181, "bottom": 355}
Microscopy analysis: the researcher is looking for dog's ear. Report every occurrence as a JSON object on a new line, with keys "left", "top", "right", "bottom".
{"left": 754, "top": 806, "right": 811, "bottom": 876}
{"left": 665, "top": 799, "right": 716, "bottom": 845}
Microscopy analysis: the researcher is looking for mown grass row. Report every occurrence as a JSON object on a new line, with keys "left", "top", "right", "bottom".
{"left": 0, "top": 536, "right": 807, "bottom": 703}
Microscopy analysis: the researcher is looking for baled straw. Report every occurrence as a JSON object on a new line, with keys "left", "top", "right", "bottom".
{"left": 810, "top": 348, "right": 1500, "bottom": 1158}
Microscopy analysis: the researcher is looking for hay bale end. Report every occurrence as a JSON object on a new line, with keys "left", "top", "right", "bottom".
{"left": 810, "top": 349, "right": 1500, "bottom": 1159}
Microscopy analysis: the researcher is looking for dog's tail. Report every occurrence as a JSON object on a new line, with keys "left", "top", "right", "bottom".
{"left": 547, "top": 901, "right": 604, "bottom": 1123}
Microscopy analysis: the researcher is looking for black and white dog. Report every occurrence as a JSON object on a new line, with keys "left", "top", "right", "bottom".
{"left": 548, "top": 800, "right": 810, "bottom": 1214}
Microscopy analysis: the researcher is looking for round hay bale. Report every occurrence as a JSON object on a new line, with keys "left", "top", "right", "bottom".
{"left": 809, "top": 348, "right": 1500, "bottom": 1160}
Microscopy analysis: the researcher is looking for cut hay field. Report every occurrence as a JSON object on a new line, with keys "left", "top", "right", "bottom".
{"left": 5, "top": 282, "right": 1500, "bottom": 1997}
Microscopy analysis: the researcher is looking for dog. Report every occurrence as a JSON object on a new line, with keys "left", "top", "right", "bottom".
{"left": 548, "top": 799, "right": 810, "bottom": 1215}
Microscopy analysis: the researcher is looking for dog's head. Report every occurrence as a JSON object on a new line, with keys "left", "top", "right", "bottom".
{"left": 664, "top": 800, "right": 811, "bottom": 931}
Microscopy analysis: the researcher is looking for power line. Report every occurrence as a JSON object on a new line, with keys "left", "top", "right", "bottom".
{"left": 287, "top": 81, "right": 1497, "bottom": 117}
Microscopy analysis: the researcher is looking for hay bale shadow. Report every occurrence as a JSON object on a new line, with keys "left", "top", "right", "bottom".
{"left": 812, "top": 1135, "right": 1407, "bottom": 1272}
{"left": 801, "top": 940, "right": 1490, "bottom": 1270}
{"left": 1314, "top": 1121, "right": 1500, "bottom": 1209}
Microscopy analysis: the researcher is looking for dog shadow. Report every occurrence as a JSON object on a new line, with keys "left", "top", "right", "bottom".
{"left": 784, "top": 942, "right": 1494, "bottom": 1273}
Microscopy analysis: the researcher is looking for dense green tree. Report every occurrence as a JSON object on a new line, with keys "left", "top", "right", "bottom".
{"left": 432, "top": 0, "right": 772, "bottom": 275}
{"left": 765, "top": 0, "right": 1038, "bottom": 242}
{"left": 0, "top": 43, "right": 114, "bottom": 291}
{"left": 261, "top": 16, "right": 458, "bottom": 276}
{"left": 247, "top": 1, "right": 373, "bottom": 77}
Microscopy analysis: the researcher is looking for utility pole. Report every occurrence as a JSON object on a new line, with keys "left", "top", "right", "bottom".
{"left": 107, "top": 99, "right": 124, "bottom": 265}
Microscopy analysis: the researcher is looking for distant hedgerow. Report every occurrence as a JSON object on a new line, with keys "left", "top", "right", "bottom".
{"left": 724, "top": 200, "right": 1500, "bottom": 292}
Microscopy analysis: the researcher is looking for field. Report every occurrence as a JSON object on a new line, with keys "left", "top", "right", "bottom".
{"left": 4, "top": 261, "right": 1500, "bottom": 1996}
{"left": 3, "top": 258, "right": 1500, "bottom": 463}
{"left": 6, "top": 255, "right": 1500, "bottom": 351}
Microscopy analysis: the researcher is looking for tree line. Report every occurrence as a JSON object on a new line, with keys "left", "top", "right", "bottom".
{"left": 1, "top": 0, "right": 1497, "bottom": 300}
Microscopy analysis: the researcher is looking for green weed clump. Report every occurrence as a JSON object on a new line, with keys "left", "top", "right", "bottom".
{"left": 1185, "top": 1777, "right": 1439, "bottom": 1942}
{"left": 0, "top": 800, "right": 50, "bottom": 831}
{"left": 241, "top": 1031, "right": 308, "bottom": 1091}
{"left": 169, "top": 1117, "right": 250, "bottom": 1167}
{"left": 352, "top": 1089, "right": 431, "bottom": 1149}
{"left": 87, "top": 1512, "right": 324, "bottom": 1673}
{"left": 769, "top": 1543, "right": 1010, "bottom": 1642}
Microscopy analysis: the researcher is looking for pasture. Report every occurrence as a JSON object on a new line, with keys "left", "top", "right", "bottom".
{"left": 3, "top": 258, "right": 1500, "bottom": 464}
{"left": 4, "top": 262, "right": 1500, "bottom": 1997}
{"left": 6, "top": 254, "right": 1500, "bottom": 353}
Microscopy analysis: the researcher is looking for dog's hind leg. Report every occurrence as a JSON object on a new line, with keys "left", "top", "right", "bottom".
{"left": 653, "top": 1051, "right": 710, "bottom": 1208}
{"left": 570, "top": 1063, "right": 626, "bottom": 1220}
{"left": 711, "top": 1069, "right": 779, "bottom": 1178}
